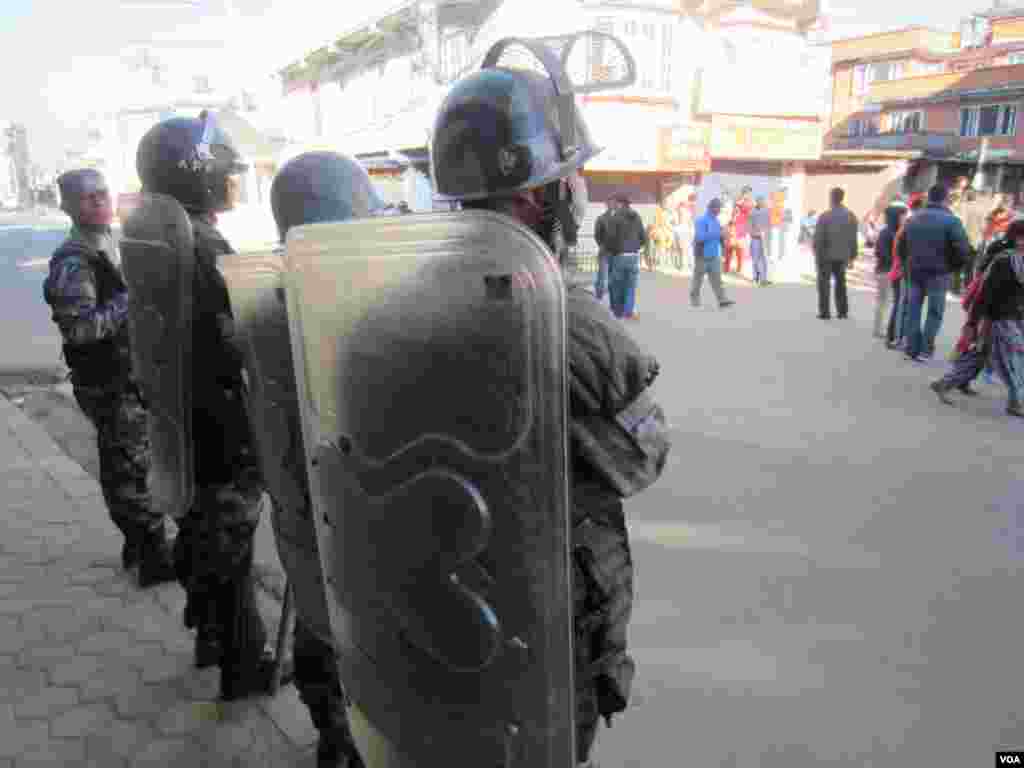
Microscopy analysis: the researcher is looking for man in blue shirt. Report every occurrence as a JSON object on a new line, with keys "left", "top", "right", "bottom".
{"left": 691, "top": 198, "right": 735, "bottom": 309}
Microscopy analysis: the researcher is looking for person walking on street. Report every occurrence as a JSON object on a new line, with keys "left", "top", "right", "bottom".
{"left": 593, "top": 199, "right": 616, "bottom": 302}
{"left": 931, "top": 218, "right": 1024, "bottom": 418}
{"left": 887, "top": 197, "right": 924, "bottom": 349}
{"left": 691, "top": 198, "right": 734, "bottom": 309}
{"left": 748, "top": 196, "right": 772, "bottom": 286}
{"left": 813, "top": 187, "right": 859, "bottom": 319}
{"left": 901, "top": 184, "right": 971, "bottom": 361}
{"left": 873, "top": 201, "right": 907, "bottom": 338}
{"left": 607, "top": 194, "right": 647, "bottom": 319}
{"left": 43, "top": 169, "right": 176, "bottom": 588}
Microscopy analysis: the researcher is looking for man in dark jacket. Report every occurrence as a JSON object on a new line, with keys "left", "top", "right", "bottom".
{"left": 43, "top": 169, "right": 176, "bottom": 587}
{"left": 593, "top": 199, "right": 617, "bottom": 302}
{"left": 901, "top": 183, "right": 972, "bottom": 361}
{"left": 872, "top": 201, "right": 907, "bottom": 338}
{"left": 607, "top": 194, "right": 648, "bottom": 319}
{"left": 813, "top": 187, "right": 859, "bottom": 319}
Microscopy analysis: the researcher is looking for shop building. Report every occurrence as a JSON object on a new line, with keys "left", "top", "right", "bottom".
{"left": 826, "top": 5, "right": 1024, "bottom": 211}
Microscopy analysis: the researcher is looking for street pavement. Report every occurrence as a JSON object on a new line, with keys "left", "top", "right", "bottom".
{"left": 0, "top": 394, "right": 318, "bottom": 767}
{"left": 3, "top": 245, "right": 1024, "bottom": 766}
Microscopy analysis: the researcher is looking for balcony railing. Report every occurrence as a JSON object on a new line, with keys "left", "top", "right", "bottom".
{"left": 828, "top": 131, "right": 960, "bottom": 155}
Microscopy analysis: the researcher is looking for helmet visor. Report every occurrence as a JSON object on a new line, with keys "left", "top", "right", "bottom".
{"left": 198, "top": 112, "right": 248, "bottom": 175}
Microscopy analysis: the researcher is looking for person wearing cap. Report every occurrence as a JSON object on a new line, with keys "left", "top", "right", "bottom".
{"left": 43, "top": 169, "right": 176, "bottom": 588}
{"left": 691, "top": 198, "right": 735, "bottom": 309}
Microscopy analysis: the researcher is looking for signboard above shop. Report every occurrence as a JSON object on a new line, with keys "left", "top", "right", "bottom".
{"left": 710, "top": 115, "right": 823, "bottom": 161}
{"left": 583, "top": 102, "right": 711, "bottom": 173}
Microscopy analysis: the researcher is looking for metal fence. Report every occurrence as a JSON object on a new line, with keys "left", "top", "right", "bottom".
{"left": 566, "top": 240, "right": 691, "bottom": 275}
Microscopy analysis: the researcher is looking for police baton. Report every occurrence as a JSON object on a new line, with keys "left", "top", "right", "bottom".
{"left": 270, "top": 579, "right": 295, "bottom": 693}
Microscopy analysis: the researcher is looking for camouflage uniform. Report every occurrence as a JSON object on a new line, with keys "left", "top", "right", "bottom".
{"left": 172, "top": 214, "right": 272, "bottom": 698}
{"left": 43, "top": 226, "right": 164, "bottom": 553}
{"left": 566, "top": 282, "right": 643, "bottom": 763}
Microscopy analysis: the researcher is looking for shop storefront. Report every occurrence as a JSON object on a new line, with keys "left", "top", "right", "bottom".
{"left": 581, "top": 101, "right": 710, "bottom": 209}
{"left": 699, "top": 115, "right": 825, "bottom": 279}
{"left": 939, "top": 149, "right": 1024, "bottom": 201}
{"left": 576, "top": 108, "right": 711, "bottom": 263}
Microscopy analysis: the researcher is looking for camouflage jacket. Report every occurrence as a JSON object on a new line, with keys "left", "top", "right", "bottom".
{"left": 43, "top": 226, "right": 133, "bottom": 387}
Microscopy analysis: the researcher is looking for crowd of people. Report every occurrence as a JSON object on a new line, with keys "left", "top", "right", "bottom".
{"left": 869, "top": 179, "right": 1023, "bottom": 419}
{"left": 594, "top": 188, "right": 780, "bottom": 314}
{"left": 592, "top": 172, "right": 1022, "bottom": 421}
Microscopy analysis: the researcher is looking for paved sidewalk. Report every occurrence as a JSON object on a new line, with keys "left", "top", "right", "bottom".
{"left": 0, "top": 394, "right": 319, "bottom": 767}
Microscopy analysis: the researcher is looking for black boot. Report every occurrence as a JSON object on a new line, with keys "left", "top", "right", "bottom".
{"left": 121, "top": 538, "right": 141, "bottom": 570}
{"left": 137, "top": 526, "right": 177, "bottom": 588}
{"left": 219, "top": 650, "right": 294, "bottom": 701}
{"left": 317, "top": 723, "right": 365, "bottom": 768}
{"left": 194, "top": 625, "right": 222, "bottom": 669}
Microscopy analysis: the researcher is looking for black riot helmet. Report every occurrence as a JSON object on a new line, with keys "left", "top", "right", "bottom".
{"left": 431, "top": 33, "right": 635, "bottom": 251}
{"left": 136, "top": 111, "right": 248, "bottom": 214}
{"left": 431, "top": 67, "right": 599, "bottom": 202}
{"left": 270, "top": 151, "right": 386, "bottom": 242}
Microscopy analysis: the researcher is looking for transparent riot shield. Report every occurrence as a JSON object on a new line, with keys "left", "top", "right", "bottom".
{"left": 120, "top": 193, "right": 195, "bottom": 520}
{"left": 284, "top": 210, "right": 574, "bottom": 767}
{"left": 218, "top": 250, "right": 331, "bottom": 644}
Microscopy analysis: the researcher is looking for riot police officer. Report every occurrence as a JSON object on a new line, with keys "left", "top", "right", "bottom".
{"left": 431, "top": 53, "right": 667, "bottom": 766}
{"left": 44, "top": 168, "right": 176, "bottom": 588}
{"left": 135, "top": 113, "right": 283, "bottom": 700}
{"left": 266, "top": 151, "right": 380, "bottom": 767}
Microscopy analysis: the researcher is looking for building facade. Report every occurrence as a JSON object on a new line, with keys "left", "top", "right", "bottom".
{"left": 61, "top": 44, "right": 289, "bottom": 244}
{"left": 274, "top": 0, "right": 713, "bottom": 220}
{"left": 827, "top": 5, "right": 1024, "bottom": 211}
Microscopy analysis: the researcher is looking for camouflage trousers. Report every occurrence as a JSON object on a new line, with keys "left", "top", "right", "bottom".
{"left": 572, "top": 497, "right": 636, "bottom": 764}
{"left": 72, "top": 384, "right": 162, "bottom": 540}
{"left": 174, "top": 478, "right": 267, "bottom": 678}
{"left": 268, "top": 496, "right": 349, "bottom": 732}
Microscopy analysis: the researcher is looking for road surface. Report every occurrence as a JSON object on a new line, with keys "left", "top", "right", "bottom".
{"left": 0, "top": 212, "right": 67, "bottom": 374}
{"left": 600, "top": 270, "right": 1024, "bottom": 768}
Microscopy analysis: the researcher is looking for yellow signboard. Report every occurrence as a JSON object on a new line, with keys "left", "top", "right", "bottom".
{"left": 657, "top": 123, "right": 712, "bottom": 173}
{"left": 710, "top": 115, "right": 823, "bottom": 161}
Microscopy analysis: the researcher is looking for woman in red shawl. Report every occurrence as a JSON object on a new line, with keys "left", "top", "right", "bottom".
{"left": 932, "top": 217, "right": 1024, "bottom": 417}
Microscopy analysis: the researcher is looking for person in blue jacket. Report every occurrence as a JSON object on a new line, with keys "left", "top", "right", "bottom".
{"left": 691, "top": 198, "right": 735, "bottom": 309}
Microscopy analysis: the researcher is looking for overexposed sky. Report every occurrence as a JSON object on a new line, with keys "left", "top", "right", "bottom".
{"left": 0, "top": 0, "right": 990, "bottom": 169}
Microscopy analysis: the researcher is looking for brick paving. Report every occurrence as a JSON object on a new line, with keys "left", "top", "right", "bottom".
{"left": 0, "top": 395, "right": 318, "bottom": 767}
